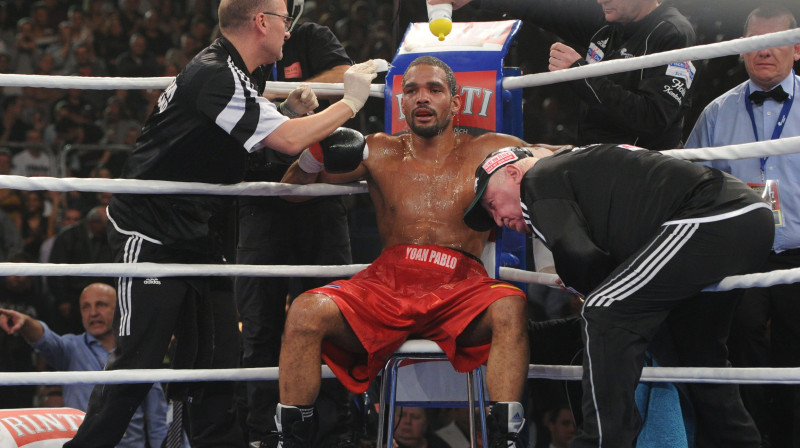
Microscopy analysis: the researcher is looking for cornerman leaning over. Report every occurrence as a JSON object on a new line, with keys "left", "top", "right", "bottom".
{"left": 465, "top": 144, "right": 773, "bottom": 448}
{"left": 63, "top": 0, "right": 382, "bottom": 446}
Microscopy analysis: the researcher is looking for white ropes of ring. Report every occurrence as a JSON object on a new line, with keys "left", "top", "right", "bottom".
{"left": 0, "top": 28, "right": 797, "bottom": 95}
{"left": 4, "top": 363, "right": 800, "bottom": 386}
{"left": 502, "top": 28, "right": 800, "bottom": 89}
{"left": 1, "top": 29, "right": 799, "bottom": 389}
{"left": 0, "top": 175, "right": 368, "bottom": 196}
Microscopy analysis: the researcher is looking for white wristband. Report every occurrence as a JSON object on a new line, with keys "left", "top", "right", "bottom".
{"left": 297, "top": 148, "right": 324, "bottom": 174}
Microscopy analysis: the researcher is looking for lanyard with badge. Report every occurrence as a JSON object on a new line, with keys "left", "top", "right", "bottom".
{"left": 744, "top": 76, "right": 795, "bottom": 226}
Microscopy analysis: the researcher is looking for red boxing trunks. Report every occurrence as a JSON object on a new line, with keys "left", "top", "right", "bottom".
{"left": 308, "top": 244, "right": 526, "bottom": 393}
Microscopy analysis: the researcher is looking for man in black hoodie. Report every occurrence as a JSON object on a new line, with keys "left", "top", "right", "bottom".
{"left": 432, "top": 0, "right": 696, "bottom": 149}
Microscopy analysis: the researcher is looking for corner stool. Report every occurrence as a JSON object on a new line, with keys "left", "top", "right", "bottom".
{"left": 375, "top": 339, "right": 489, "bottom": 447}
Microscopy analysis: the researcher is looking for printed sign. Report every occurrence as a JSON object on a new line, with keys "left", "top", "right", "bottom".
{"left": 0, "top": 408, "right": 85, "bottom": 448}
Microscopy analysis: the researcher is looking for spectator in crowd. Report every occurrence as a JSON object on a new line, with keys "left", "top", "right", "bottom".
{"left": 30, "top": 1, "right": 56, "bottom": 43}
{"left": 114, "top": 33, "right": 160, "bottom": 77}
{"left": 685, "top": 4, "right": 800, "bottom": 446}
{"left": 0, "top": 95, "right": 32, "bottom": 142}
{"left": 188, "top": 14, "right": 214, "bottom": 47}
{"left": 66, "top": 5, "right": 93, "bottom": 47}
{"left": 93, "top": 14, "right": 129, "bottom": 72}
{"left": 0, "top": 206, "right": 22, "bottom": 262}
{"left": 141, "top": 9, "right": 171, "bottom": 63}
{"left": 19, "top": 190, "right": 51, "bottom": 261}
{"left": 13, "top": 17, "right": 38, "bottom": 74}
{"left": 0, "top": 283, "right": 169, "bottom": 448}
{"left": 48, "top": 205, "right": 112, "bottom": 334}
{"left": 165, "top": 32, "right": 200, "bottom": 70}
{"left": 11, "top": 128, "right": 51, "bottom": 177}
{"left": 543, "top": 406, "right": 576, "bottom": 448}
{"left": 118, "top": 0, "right": 143, "bottom": 35}
{"left": 39, "top": 202, "right": 82, "bottom": 264}
{"left": 435, "top": 0, "right": 696, "bottom": 150}
{"left": 0, "top": 252, "right": 48, "bottom": 410}
{"left": 62, "top": 42, "right": 108, "bottom": 78}
{"left": 0, "top": 147, "right": 22, "bottom": 227}
{"left": 434, "top": 408, "right": 481, "bottom": 448}
{"left": 393, "top": 407, "right": 450, "bottom": 448}
{"left": 45, "top": 21, "right": 76, "bottom": 74}
{"left": 36, "top": 384, "right": 65, "bottom": 407}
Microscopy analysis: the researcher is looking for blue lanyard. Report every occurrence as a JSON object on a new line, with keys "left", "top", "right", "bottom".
{"left": 745, "top": 77, "right": 795, "bottom": 179}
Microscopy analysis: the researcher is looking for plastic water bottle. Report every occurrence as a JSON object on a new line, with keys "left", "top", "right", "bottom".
{"left": 426, "top": 1, "right": 452, "bottom": 41}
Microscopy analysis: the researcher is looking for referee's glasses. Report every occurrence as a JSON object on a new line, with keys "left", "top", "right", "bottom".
{"left": 262, "top": 11, "right": 294, "bottom": 32}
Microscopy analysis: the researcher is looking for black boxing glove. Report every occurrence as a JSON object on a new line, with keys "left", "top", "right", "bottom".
{"left": 298, "top": 127, "right": 368, "bottom": 174}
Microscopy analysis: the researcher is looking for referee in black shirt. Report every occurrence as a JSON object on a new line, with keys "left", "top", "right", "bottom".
{"left": 65, "top": 0, "right": 380, "bottom": 446}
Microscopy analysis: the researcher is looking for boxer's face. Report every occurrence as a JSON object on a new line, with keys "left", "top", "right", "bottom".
{"left": 742, "top": 15, "right": 800, "bottom": 91}
{"left": 401, "top": 64, "right": 461, "bottom": 138}
{"left": 481, "top": 166, "right": 529, "bottom": 234}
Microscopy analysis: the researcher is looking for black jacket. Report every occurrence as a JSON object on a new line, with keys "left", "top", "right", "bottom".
{"left": 522, "top": 144, "right": 762, "bottom": 294}
{"left": 481, "top": 0, "right": 696, "bottom": 149}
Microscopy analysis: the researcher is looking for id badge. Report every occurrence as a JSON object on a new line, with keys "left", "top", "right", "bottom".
{"left": 748, "top": 180, "right": 783, "bottom": 226}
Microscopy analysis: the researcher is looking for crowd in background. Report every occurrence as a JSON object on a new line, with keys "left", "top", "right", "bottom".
{"left": 0, "top": 0, "right": 798, "bottom": 446}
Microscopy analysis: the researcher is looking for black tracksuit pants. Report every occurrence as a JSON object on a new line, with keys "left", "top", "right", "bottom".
{"left": 64, "top": 226, "right": 244, "bottom": 448}
{"left": 573, "top": 207, "right": 774, "bottom": 448}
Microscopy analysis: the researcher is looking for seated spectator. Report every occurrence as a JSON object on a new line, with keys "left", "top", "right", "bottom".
{"left": 12, "top": 17, "right": 37, "bottom": 74}
{"left": 0, "top": 208, "right": 22, "bottom": 262}
{"left": 48, "top": 205, "right": 113, "bottom": 334}
{"left": 30, "top": 1, "right": 56, "bottom": 45}
{"left": 66, "top": 5, "right": 93, "bottom": 48}
{"left": 0, "top": 283, "right": 169, "bottom": 447}
{"left": 164, "top": 32, "right": 200, "bottom": 71}
{"left": 114, "top": 33, "right": 160, "bottom": 78}
{"left": 0, "top": 251, "right": 50, "bottom": 409}
{"left": 44, "top": 21, "right": 75, "bottom": 74}
{"left": 11, "top": 128, "right": 51, "bottom": 177}
{"left": 0, "top": 95, "right": 32, "bottom": 142}
{"left": 140, "top": 9, "right": 171, "bottom": 63}
{"left": 61, "top": 42, "right": 108, "bottom": 77}
{"left": 434, "top": 408, "right": 481, "bottom": 448}
{"left": 0, "top": 147, "right": 22, "bottom": 227}
{"left": 543, "top": 406, "right": 575, "bottom": 448}
{"left": 93, "top": 14, "right": 128, "bottom": 72}
{"left": 19, "top": 190, "right": 50, "bottom": 261}
{"left": 36, "top": 384, "right": 64, "bottom": 408}
{"left": 393, "top": 407, "right": 450, "bottom": 448}
{"left": 39, "top": 198, "right": 82, "bottom": 264}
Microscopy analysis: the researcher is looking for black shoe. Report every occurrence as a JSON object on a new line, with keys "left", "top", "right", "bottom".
{"left": 487, "top": 402, "right": 526, "bottom": 448}
{"left": 271, "top": 404, "right": 317, "bottom": 448}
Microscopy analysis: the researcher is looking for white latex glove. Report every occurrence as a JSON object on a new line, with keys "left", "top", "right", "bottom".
{"left": 280, "top": 84, "right": 318, "bottom": 117}
{"left": 340, "top": 59, "right": 383, "bottom": 117}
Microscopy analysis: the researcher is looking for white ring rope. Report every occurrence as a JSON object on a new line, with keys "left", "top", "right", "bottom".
{"left": 0, "top": 29, "right": 796, "bottom": 94}
{"left": 0, "top": 260, "right": 791, "bottom": 295}
{"left": 502, "top": 28, "right": 800, "bottom": 89}
{"left": 499, "top": 266, "right": 800, "bottom": 293}
{"left": 663, "top": 136, "right": 800, "bottom": 162}
{"left": 0, "top": 175, "right": 368, "bottom": 196}
{"left": 0, "top": 137, "right": 795, "bottom": 196}
{"left": 2, "top": 28, "right": 798, "bottom": 394}
{"left": 0, "top": 262, "right": 368, "bottom": 278}
{"left": 1, "top": 364, "right": 799, "bottom": 386}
